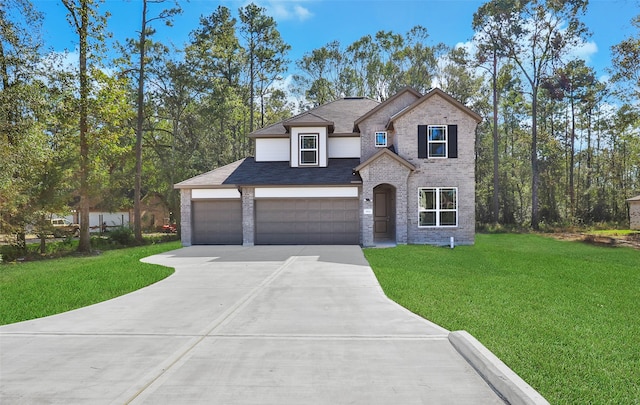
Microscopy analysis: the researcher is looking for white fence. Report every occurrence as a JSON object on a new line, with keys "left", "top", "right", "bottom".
{"left": 64, "top": 212, "right": 130, "bottom": 230}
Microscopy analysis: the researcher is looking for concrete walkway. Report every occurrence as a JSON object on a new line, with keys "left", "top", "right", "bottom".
{"left": 1, "top": 246, "right": 512, "bottom": 404}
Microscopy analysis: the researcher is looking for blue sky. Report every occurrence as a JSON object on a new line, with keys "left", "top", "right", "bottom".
{"left": 36, "top": 0, "right": 640, "bottom": 80}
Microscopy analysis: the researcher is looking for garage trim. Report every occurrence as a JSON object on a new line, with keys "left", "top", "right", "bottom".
{"left": 192, "top": 188, "right": 241, "bottom": 199}
{"left": 255, "top": 186, "right": 358, "bottom": 198}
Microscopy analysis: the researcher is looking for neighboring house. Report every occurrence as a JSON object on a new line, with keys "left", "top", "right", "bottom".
{"left": 175, "top": 87, "right": 482, "bottom": 247}
{"left": 628, "top": 195, "right": 640, "bottom": 230}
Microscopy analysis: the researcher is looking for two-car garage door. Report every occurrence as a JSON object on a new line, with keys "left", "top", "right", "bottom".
{"left": 255, "top": 198, "right": 359, "bottom": 245}
{"left": 191, "top": 197, "right": 359, "bottom": 245}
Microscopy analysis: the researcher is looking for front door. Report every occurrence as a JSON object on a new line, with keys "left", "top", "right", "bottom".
{"left": 374, "top": 186, "right": 394, "bottom": 240}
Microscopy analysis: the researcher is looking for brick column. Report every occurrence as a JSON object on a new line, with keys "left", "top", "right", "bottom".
{"left": 242, "top": 187, "right": 255, "bottom": 246}
{"left": 180, "top": 188, "right": 191, "bottom": 246}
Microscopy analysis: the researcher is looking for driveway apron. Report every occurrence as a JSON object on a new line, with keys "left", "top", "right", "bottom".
{"left": 0, "top": 246, "right": 505, "bottom": 404}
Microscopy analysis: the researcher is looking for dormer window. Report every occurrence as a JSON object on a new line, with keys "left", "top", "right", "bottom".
{"left": 375, "top": 131, "right": 387, "bottom": 147}
{"left": 299, "top": 133, "right": 318, "bottom": 165}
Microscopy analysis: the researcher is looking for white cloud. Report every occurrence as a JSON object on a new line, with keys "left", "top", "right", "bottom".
{"left": 566, "top": 40, "right": 598, "bottom": 64}
{"left": 293, "top": 4, "right": 312, "bottom": 21}
{"left": 454, "top": 41, "right": 476, "bottom": 54}
{"left": 252, "top": 1, "right": 313, "bottom": 22}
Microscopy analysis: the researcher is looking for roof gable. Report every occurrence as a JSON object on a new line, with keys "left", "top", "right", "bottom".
{"left": 283, "top": 112, "right": 334, "bottom": 132}
{"left": 355, "top": 148, "right": 415, "bottom": 172}
{"left": 354, "top": 87, "right": 422, "bottom": 130}
{"left": 388, "top": 88, "right": 482, "bottom": 129}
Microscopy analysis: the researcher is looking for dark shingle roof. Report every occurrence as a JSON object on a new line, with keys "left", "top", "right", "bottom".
{"left": 250, "top": 97, "right": 380, "bottom": 137}
{"left": 223, "top": 158, "right": 362, "bottom": 185}
{"left": 174, "top": 159, "right": 246, "bottom": 188}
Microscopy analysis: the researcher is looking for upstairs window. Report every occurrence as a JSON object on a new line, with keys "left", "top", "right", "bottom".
{"left": 375, "top": 131, "right": 387, "bottom": 147}
{"left": 299, "top": 134, "right": 318, "bottom": 165}
{"left": 428, "top": 125, "right": 447, "bottom": 158}
{"left": 418, "top": 125, "right": 458, "bottom": 159}
{"left": 419, "top": 187, "right": 458, "bottom": 227}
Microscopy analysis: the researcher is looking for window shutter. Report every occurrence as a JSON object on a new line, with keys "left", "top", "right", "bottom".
{"left": 418, "top": 125, "right": 427, "bottom": 158}
{"left": 447, "top": 125, "right": 458, "bottom": 158}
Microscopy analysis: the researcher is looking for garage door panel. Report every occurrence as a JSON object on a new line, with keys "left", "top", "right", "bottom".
{"left": 256, "top": 198, "right": 359, "bottom": 245}
{"left": 192, "top": 200, "right": 242, "bottom": 245}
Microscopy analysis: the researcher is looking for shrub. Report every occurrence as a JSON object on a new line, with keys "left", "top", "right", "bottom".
{"left": 108, "top": 227, "right": 134, "bottom": 246}
{"left": 0, "top": 244, "right": 26, "bottom": 262}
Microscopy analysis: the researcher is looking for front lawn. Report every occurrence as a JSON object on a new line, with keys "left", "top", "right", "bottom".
{"left": 0, "top": 241, "right": 181, "bottom": 325}
{"left": 364, "top": 233, "right": 640, "bottom": 405}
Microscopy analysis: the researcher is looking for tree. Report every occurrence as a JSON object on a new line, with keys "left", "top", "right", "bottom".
{"left": 0, "top": 0, "right": 46, "bottom": 247}
{"left": 293, "top": 41, "right": 345, "bottom": 106}
{"left": 611, "top": 15, "right": 640, "bottom": 102}
{"left": 131, "top": 0, "right": 181, "bottom": 243}
{"left": 62, "top": 0, "right": 107, "bottom": 251}
{"left": 395, "top": 26, "right": 446, "bottom": 94}
{"left": 542, "top": 59, "right": 597, "bottom": 219}
{"left": 238, "top": 2, "right": 290, "bottom": 131}
{"left": 473, "top": 0, "right": 589, "bottom": 229}
{"left": 471, "top": 24, "right": 506, "bottom": 225}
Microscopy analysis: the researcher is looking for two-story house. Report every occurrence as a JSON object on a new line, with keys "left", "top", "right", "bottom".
{"left": 175, "top": 87, "right": 482, "bottom": 247}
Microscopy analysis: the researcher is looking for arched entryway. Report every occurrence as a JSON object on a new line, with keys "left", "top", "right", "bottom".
{"left": 373, "top": 184, "right": 396, "bottom": 243}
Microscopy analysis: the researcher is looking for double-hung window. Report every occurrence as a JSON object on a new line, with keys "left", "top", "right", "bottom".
{"left": 428, "top": 125, "right": 447, "bottom": 158}
{"left": 299, "top": 134, "right": 318, "bottom": 165}
{"left": 419, "top": 187, "right": 457, "bottom": 227}
{"left": 375, "top": 131, "right": 387, "bottom": 147}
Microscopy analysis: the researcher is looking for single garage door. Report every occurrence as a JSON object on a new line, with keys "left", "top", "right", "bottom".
{"left": 255, "top": 198, "right": 359, "bottom": 245}
{"left": 192, "top": 200, "right": 242, "bottom": 244}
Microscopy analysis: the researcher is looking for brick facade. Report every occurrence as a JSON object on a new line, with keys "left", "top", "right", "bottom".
{"left": 176, "top": 88, "right": 480, "bottom": 247}
{"left": 358, "top": 90, "right": 479, "bottom": 246}
{"left": 397, "top": 94, "right": 477, "bottom": 245}
{"left": 242, "top": 187, "right": 255, "bottom": 245}
{"left": 359, "top": 154, "right": 412, "bottom": 246}
{"left": 359, "top": 91, "right": 420, "bottom": 161}
{"left": 180, "top": 188, "right": 192, "bottom": 246}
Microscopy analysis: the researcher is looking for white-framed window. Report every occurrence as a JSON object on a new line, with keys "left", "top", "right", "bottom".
{"left": 418, "top": 187, "right": 457, "bottom": 227}
{"left": 375, "top": 131, "right": 387, "bottom": 147}
{"left": 428, "top": 125, "right": 447, "bottom": 158}
{"left": 299, "top": 133, "right": 318, "bottom": 165}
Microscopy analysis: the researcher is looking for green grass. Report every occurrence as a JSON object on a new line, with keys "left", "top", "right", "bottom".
{"left": 364, "top": 234, "right": 640, "bottom": 405}
{"left": 0, "top": 241, "right": 181, "bottom": 325}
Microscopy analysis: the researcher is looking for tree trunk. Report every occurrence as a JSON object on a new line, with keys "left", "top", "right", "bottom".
{"left": 78, "top": 2, "right": 91, "bottom": 252}
{"left": 531, "top": 88, "right": 540, "bottom": 230}
{"left": 134, "top": 0, "right": 148, "bottom": 243}
{"left": 569, "top": 93, "right": 576, "bottom": 220}
{"left": 491, "top": 50, "right": 500, "bottom": 224}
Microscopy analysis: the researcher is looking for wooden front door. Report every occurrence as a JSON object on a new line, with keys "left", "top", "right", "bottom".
{"left": 374, "top": 188, "right": 392, "bottom": 239}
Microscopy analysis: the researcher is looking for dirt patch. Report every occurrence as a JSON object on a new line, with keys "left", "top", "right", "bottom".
{"left": 546, "top": 232, "right": 640, "bottom": 250}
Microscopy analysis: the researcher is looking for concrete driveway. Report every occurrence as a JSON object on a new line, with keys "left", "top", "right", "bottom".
{"left": 1, "top": 246, "right": 530, "bottom": 404}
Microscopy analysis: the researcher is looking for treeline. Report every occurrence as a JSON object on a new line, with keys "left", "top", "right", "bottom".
{"left": 1, "top": 0, "right": 639, "bottom": 251}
